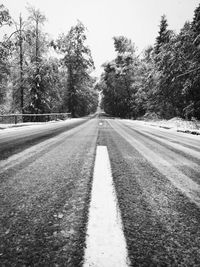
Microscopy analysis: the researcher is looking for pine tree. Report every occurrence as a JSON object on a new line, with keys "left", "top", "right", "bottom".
{"left": 185, "top": 4, "right": 200, "bottom": 119}
{"left": 25, "top": 6, "right": 47, "bottom": 115}
{"left": 192, "top": 3, "right": 200, "bottom": 48}
{"left": 155, "top": 15, "right": 170, "bottom": 54}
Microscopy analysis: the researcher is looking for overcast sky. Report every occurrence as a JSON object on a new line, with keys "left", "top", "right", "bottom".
{"left": 2, "top": 0, "right": 200, "bottom": 76}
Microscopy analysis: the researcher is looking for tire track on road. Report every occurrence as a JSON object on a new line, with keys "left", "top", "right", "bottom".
{"left": 0, "top": 119, "right": 98, "bottom": 266}
{"left": 123, "top": 121, "right": 200, "bottom": 152}
{"left": 98, "top": 119, "right": 200, "bottom": 266}
{"left": 121, "top": 122, "right": 200, "bottom": 185}
{"left": 109, "top": 120, "right": 200, "bottom": 207}
{"left": 121, "top": 121, "right": 200, "bottom": 162}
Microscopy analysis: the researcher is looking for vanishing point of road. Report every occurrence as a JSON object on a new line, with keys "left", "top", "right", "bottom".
{"left": 0, "top": 116, "right": 200, "bottom": 266}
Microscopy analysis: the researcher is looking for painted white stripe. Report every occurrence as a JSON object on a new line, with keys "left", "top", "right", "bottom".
{"left": 84, "top": 146, "right": 129, "bottom": 267}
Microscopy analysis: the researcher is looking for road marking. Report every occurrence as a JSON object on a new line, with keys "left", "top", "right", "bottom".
{"left": 83, "top": 146, "right": 129, "bottom": 267}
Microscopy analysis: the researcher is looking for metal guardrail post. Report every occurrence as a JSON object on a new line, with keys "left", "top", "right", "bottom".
{"left": 14, "top": 115, "right": 17, "bottom": 124}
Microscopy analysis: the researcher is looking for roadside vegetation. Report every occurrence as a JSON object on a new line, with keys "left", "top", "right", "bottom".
{"left": 0, "top": 5, "right": 98, "bottom": 118}
{"left": 1, "top": 3, "right": 200, "bottom": 122}
{"left": 99, "top": 3, "right": 200, "bottom": 122}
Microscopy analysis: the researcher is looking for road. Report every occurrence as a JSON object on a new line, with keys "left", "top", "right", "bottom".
{"left": 0, "top": 118, "right": 89, "bottom": 160}
{"left": 1, "top": 117, "right": 200, "bottom": 266}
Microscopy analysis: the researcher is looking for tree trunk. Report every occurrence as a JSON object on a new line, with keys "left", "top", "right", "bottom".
{"left": 19, "top": 14, "right": 24, "bottom": 116}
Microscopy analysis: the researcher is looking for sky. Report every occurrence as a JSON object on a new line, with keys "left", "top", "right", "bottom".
{"left": 2, "top": 0, "right": 200, "bottom": 76}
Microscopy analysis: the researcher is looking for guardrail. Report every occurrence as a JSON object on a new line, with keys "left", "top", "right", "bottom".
{"left": 0, "top": 113, "right": 71, "bottom": 124}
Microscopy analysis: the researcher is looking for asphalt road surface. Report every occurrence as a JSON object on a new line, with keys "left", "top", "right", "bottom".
{"left": 1, "top": 117, "right": 200, "bottom": 266}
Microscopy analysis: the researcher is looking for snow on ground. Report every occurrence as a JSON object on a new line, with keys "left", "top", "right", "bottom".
{"left": 125, "top": 117, "right": 200, "bottom": 135}
{"left": 1, "top": 116, "right": 200, "bottom": 135}
{"left": 0, "top": 118, "right": 85, "bottom": 132}
{"left": 0, "top": 120, "right": 65, "bottom": 130}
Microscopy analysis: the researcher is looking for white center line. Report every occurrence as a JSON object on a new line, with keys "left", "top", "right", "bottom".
{"left": 83, "top": 146, "right": 130, "bottom": 267}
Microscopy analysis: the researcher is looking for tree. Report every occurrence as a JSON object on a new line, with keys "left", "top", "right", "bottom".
{"left": 0, "top": 4, "right": 12, "bottom": 27}
{"left": 171, "top": 22, "right": 195, "bottom": 118}
{"left": 139, "top": 13, "right": 200, "bottom": 119}
{"left": 6, "top": 14, "right": 28, "bottom": 113}
{"left": 57, "top": 21, "right": 96, "bottom": 117}
{"left": 154, "top": 15, "right": 170, "bottom": 55}
{"left": 101, "top": 36, "right": 138, "bottom": 118}
{"left": 192, "top": 3, "right": 200, "bottom": 49}
{"left": 149, "top": 15, "right": 179, "bottom": 118}
{"left": 100, "top": 7, "right": 200, "bottom": 120}
{"left": 183, "top": 4, "right": 200, "bottom": 119}
{"left": 0, "top": 5, "right": 12, "bottom": 108}
{"left": 24, "top": 6, "right": 47, "bottom": 114}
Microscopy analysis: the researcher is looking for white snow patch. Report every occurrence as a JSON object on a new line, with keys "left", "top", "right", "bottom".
{"left": 123, "top": 118, "right": 200, "bottom": 135}
{"left": 0, "top": 118, "right": 83, "bottom": 134}
{"left": 83, "top": 146, "right": 129, "bottom": 267}
{"left": 110, "top": 120, "right": 200, "bottom": 207}
{"left": 0, "top": 120, "right": 69, "bottom": 130}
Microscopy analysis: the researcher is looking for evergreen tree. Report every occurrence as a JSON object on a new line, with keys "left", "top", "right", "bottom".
{"left": 155, "top": 15, "right": 170, "bottom": 55}
{"left": 185, "top": 4, "right": 200, "bottom": 118}
{"left": 192, "top": 3, "right": 200, "bottom": 49}
{"left": 25, "top": 6, "right": 47, "bottom": 115}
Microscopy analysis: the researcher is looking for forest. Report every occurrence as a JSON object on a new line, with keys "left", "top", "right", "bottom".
{"left": 1, "top": 3, "right": 200, "bottom": 120}
{"left": 0, "top": 4, "right": 98, "bottom": 118}
{"left": 100, "top": 4, "right": 200, "bottom": 120}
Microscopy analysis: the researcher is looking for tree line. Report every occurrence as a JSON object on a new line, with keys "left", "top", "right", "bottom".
{"left": 100, "top": 4, "right": 200, "bottom": 120}
{"left": 0, "top": 4, "right": 98, "bottom": 117}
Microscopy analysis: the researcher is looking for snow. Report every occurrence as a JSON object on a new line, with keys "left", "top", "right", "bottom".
{"left": 0, "top": 120, "right": 63, "bottom": 130}
{"left": 110, "top": 120, "right": 200, "bottom": 208}
{"left": 123, "top": 118, "right": 200, "bottom": 135}
{"left": 0, "top": 118, "right": 82, "bottom": 133}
